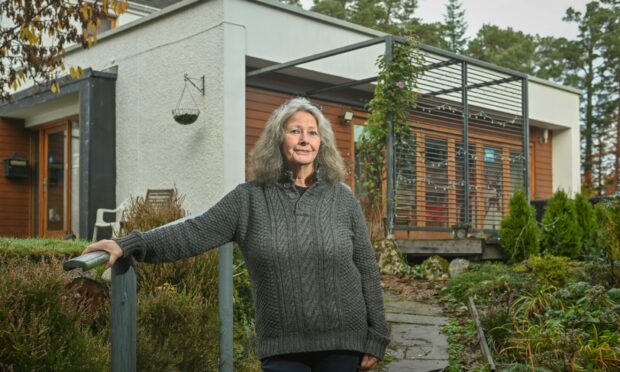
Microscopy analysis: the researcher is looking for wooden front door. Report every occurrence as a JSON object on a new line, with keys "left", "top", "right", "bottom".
{"left": 39, "top": 123, "right": 71, "bottom": 238}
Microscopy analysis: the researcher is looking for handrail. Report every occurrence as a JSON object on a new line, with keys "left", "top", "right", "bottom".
{"left": 63, "top": 251, "right": 110, "bottom": 271}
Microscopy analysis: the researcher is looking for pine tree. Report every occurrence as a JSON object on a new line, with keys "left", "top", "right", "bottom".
{"left": 443, "top": 0, "right": 467, "bottom": 53}
{"left": 311, "top": 0, "right": 349, "bottom": 19}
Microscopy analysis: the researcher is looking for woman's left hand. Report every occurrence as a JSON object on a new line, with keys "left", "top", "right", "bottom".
{"left": 359, "top": 355, "right": 379, "bottom": 370}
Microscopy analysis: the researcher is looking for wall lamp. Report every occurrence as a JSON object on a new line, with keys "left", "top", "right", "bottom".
{"left": 539, "top": 129, "right": 549, "bottom": 144}
{"left": 340, "top": 107, "right": 354, "bottom": 125}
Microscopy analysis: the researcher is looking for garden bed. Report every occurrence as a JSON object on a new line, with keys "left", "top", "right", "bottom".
{"left": 441, "top": 259, "right": 620, "bottom": 371}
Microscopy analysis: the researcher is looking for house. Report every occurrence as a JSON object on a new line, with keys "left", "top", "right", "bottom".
{"left": 0, "top": 0, "right": 580, "bottom": 241}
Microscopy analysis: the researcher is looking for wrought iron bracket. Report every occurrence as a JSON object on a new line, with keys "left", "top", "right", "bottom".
{"left": 184, "top": 73, "right": 205, "bottom": 96}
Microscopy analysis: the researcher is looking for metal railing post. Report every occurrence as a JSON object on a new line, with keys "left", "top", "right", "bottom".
{"left": 111, "top": 256, "right": 137, "bottom": 371}
{"left": 64, "top": 251, "right": 136, "bottom": 372}
{"left": 385, "top": 35, "right": 395, "bottom": 236}
{"left": 218, "top": 242, "right": 234, "bottom": 372}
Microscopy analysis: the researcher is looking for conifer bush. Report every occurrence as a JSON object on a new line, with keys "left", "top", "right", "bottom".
{"left": 499, "top": 189, "right": 539, "bottom": 262}
{"left": 540, "top": 190, "right": 582, "bottom": 258}
{"left": 593, "top": 201, "right": 620, "bottom": 286}
{"left": 574, "top": 193, "right": 600, "bottom": 256}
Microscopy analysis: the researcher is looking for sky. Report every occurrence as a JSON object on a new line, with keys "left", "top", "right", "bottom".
{"left": 298, "top": 0, "right": 590, "bottom": 40}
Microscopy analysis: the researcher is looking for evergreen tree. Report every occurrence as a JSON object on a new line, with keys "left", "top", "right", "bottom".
{"left": 443, "top": 0, "right": 467, "bottom": 53}
{"left": 540, "top": 190, "right": 583, "bottom": 258}
{"left": 311, "top": 0, "right": 349, "bottom": 19}
{"left": 596, "top": 0, "right": 620, "bottom": 194}
{"left": 467, "top": 25, "right": 537, "bottom": 74}
{"left": 574, "top": 192, "right": 599, "bottom": 256}
{"left": 563, "top": 2, "right": 608, "bottom": 193}
{"left": 499, "top": 190, "right": 540, "bottom": 262}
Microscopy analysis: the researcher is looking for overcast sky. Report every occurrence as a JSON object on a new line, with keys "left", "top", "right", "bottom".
{"left": 298, "top": 0, "right": 590, "bottom": 40}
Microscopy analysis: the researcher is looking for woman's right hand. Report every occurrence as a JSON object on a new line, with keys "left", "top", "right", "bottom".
{"left": 82, "top": 239, "right": 123, "bottom": 269}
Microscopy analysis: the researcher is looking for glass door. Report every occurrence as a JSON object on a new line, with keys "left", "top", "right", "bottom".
{"left": 39, "top": 124, "right": 70, "bottom": 238}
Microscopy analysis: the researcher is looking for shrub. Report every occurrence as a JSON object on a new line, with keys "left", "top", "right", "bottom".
{"left": 574, "top": 193, "right": 600, "bottom": 256}
{"left": 500, "top": 189, "right": 539, "bottom": 262}
{"left": 443, "top": 263, "right": 535, "bottom": 305}
{"left": 420, "top": 255, "right": 449, "bottom": 281}
{"left": 122, "top": 188, "right": 186, "bottom": 234}
{"left": 527, "top": 254, "right": 577, "bottom": 287}
{"left": 137, "top": 251, "right": 219, "bottom": 307}
{"left": 137, "top": 286, "right": 219, "bottom": 371}
{"left": 232, "top": 246, "right": 261, "bottom": 372}
{"left": 594, "top": 200, "right": 620, "bottom": 286}
{"left": 0, "top": 257, "right": 108, "bottom": 371}
{"left": 540, "top": 190, "right": 582, "bottom": 258}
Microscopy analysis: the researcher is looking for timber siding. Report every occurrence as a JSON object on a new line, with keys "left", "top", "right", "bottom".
{"left": 530, "top": 126, "right": 553, "bottom": 200}
{"left": 0, "top": 118, "right": 31, "bottom": 237}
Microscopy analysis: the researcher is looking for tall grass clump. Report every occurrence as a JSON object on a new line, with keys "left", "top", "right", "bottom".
{"left": 499, "top": 189, "right": 539, "bottom": 262}
{"left": 540, "top": 190, "right": 582, "bottom": 258}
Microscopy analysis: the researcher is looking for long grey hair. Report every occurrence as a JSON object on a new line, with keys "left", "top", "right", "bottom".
{"left": 250, "top": 97, "right": 346, "bottom": 185}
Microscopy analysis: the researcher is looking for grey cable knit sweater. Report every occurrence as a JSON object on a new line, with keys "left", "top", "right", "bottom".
{"left": 114, "top": 173, "right": 390, "bottom": 360}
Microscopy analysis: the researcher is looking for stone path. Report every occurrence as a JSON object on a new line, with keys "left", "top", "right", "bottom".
{"left": 379, "top": 294, "right": 450, "bottom": 372}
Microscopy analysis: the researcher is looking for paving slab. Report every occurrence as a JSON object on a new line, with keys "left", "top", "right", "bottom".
{"left": 380, "top": 294, "right": 450, "bottom": 372}
{"left": 385, "top": 313, "right": 448, "bottom": 326}
{"left": 383, "top": 359, "right": 449, "bottom": 372}
{"left": 383, "top": 300, "right": 444, "bottom": 316}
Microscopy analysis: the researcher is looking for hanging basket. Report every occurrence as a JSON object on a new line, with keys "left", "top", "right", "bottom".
{"left": 172, "top": 108, "right": 200, "bottom": 125}
{"left": 172, "top": 74, "right": 204, "bottom": 126}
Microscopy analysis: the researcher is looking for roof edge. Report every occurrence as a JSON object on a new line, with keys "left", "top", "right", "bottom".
{"left": 0, "top": 68, "right": 117, "bottom": 115}
{"left": 252, "top": 0, "right": 385, "bottom": 38}
{"left": 528, "top": 75, "right": 581, "bottom": 95}
{"left": 65, "top": 0, "right": 207, "bottom": 54}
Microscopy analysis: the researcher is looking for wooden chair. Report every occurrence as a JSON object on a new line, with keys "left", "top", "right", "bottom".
{"left": 145, "top": 188, "right": 175, "bottom": 207}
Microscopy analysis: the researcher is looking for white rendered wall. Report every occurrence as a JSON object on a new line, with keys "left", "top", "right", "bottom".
{"left": 64, "top": 0, "right": 246, "bottom": 214}
{"left": 529, "top": 80, "right": 581, "bottom": 195}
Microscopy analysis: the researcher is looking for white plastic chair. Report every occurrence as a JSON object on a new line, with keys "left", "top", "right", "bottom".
{"left": 92, "top": 199, "right": 129, "bottom": 241}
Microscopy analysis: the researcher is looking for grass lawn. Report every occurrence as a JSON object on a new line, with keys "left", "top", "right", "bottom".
{"left": 0, "top": 236, "right": 88, "bottom": 258}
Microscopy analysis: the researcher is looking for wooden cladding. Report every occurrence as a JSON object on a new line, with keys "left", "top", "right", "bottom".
{"left": 0, "top": 117, "right": 31, "bottom": 237}
{"left": 530, "top": 127, "right": 553, "bottom": 200}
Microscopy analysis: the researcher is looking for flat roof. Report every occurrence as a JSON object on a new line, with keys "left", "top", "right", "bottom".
{"left": 66, "top": 0, "right": 580, "bottom": 97}
{"left": 256, "top": 0, "right": 581, "bottom": 97}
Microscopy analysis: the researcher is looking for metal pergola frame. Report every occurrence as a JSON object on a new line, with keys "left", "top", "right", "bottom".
{"left": 246, "top": 35, "right": 529, "bottom": 235}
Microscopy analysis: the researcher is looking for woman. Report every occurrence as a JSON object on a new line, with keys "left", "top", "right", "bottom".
{"left": 84, "top": 97, "right": 389, "bottom": 371}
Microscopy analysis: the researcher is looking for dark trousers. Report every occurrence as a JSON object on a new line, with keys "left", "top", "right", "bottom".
{"left": 261, "top": 350, "right": 363, "bottom": 372}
